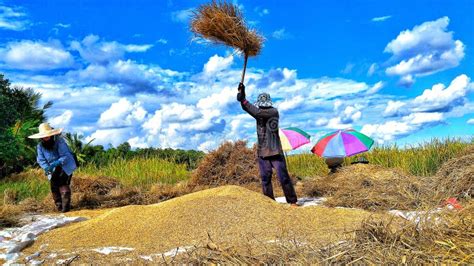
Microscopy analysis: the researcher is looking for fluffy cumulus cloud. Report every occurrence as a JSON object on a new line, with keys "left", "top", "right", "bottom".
{"left": 385, "top": 17, "right": 465, "bottom": 86}
{"left": 0, "top": 40, "right": 74, "bottom": 70}
{"left": 362, "top": 74, "right": 473, "bottom": 143}
{"left": 98, "top": 98, "right": 146, "bottom": 128}
{"left": 382, "top": 74, "right": 471, "bottom": 118}
{"left": 70, "top": 34, "right": 153, "bottom": 65}
{"left": 74, "top": 52, "right": 386, "bottom": 150}
{"left": 411, "top": 74, "right": 470, "bottom": 112}
{"left": 66, "top": 59, "right": 177, "bottom": 95}
{"left": 0, "top": 5, "right": 30, "bottom": 31}
{"left": 49, "top": 110, "right": 74, "bottom": 129}
{"left": 10, "top": 33, "right": 467, "bottom": 150}
{"left": 362, "top": 112, "right": 444, "bottom": 143}
{"left": 203, "top": 54, "right": 234, "bottom": 75}
{"left": 468, "top": 119, "right": 474, "bottom": 125}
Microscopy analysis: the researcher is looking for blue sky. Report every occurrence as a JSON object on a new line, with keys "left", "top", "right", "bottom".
{"left": 0, "top": 0, "right": 473, "bottom": 151}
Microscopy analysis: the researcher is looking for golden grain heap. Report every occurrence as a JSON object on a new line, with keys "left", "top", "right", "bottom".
{"left": 23, "top": 186, "right": 371, "bottom": 263}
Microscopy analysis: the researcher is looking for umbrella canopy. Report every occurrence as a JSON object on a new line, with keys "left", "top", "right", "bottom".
{"left": 311, "top": 129, "right": 374, "bottom": 158}
{"left": 279, "top": 127, "right": 311, "bottom": 152}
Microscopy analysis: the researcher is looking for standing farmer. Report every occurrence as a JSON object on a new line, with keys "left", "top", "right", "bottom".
{"left": 237, "top": 83, "right": 298, "bottom": 206}
{"left": 29, "top": 123, "right": 77, "bottom": 212}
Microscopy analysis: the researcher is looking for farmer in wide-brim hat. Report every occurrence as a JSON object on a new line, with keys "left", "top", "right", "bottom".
{"left": 237, "top": 83, "right": 298, "bottom": 206}
{"left": 29, "top": 123, "right": 77, "bottom": 212}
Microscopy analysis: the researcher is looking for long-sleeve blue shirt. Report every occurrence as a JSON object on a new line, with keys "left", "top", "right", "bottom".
{"left": 36, "top": 136, "right": 77, "bottom": 176}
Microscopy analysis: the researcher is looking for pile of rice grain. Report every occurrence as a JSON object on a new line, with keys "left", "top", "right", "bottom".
{"left": 24, "top": 186, "right": 372, "bottom": 258}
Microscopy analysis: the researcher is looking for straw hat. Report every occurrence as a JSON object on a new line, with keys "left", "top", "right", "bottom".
{"left": 28, "top": 123, "right": 63, "bottom": 139}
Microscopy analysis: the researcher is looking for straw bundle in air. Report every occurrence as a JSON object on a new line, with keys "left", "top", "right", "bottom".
{"left": 190, "top": 1, "right": 263, "bottom": 57}
{"left": 190, "top": 1, "right": 264, "bottom": 83}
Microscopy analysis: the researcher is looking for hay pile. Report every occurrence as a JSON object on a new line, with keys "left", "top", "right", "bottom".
{"left": 321, "top": 201, "right": 474, "bottom": 264}
{"left": 434, "top": 150, "right": 473, "bottom": 199}
{"left": 23, "top": 186, "right": 372, "bottom": 262}
{"left": 303, "top": 164, "right": 428, "bottom": 211}
{"left": 191, "top": 140, "right": 259, "bottom": 186}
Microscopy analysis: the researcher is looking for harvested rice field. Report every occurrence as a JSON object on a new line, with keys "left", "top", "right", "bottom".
{"left": 20, "top": 185, "right": 375, "bottom": 263}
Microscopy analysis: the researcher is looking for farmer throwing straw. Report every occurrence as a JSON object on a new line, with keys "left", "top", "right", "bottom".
{"left": 237, "top": 84, "right": 298, "bottom": 206}
{"left": 29, "top": 123, "right": 77, "bottom": 212}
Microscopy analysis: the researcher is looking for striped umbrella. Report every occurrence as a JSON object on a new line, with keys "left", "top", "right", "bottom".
{"left": 279, "top": 127, "right": 311, "bottom": 152}
{"left": 311, "top": 129, "right": 374, "bottom": 158}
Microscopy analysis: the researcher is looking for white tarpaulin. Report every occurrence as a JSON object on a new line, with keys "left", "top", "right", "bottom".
{"left": 275, "top": 197, "right": 326, "bottom": 207}
{"left": 0, "top": 215, "right": 87, "bottom": 265}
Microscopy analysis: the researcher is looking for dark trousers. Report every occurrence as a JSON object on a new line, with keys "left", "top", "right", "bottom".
{"left": 257, "top": 155, "right": 297, "bottom": 203}
{"left": 50, "top": 166, "right": 72, "bottom": 212}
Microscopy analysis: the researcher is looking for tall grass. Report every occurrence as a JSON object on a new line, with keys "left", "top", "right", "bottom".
{"left": 286, "top": 153, "right": 328, "bottom": 178}
{"left": 353, "top": 138, "right": 472, "bottom": 176}
{"left": 0, "top": 173, "right": 49, "bottom": 204}
{"left": 289, "top": 138, "right": 472, "bottom": 178}
{"left": 76, "top": 157, "right": 190, "bottom": 189}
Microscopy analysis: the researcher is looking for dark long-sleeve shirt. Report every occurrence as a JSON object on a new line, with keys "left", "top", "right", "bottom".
{"left": 241, "top": 100, "right": 283, "bottom": 158}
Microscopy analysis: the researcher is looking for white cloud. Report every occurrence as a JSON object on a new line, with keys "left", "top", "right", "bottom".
{"left": 384, "top": 100, "right": 407, "bottom": 117}
{"left": 87, "top": 128, "right": 132, "bottom": 147}
{"left": 412, "top": 74, "right": 470, "bottom": 112}
{"left": 366, "top": 81, "right": 384, "bottom": 94}
{"left": 362, "top": 111, "right": 444, "bottom": 143}
{"left": 70, "top": 34, "right": 153, "bottom": 64}
{"left": 98, "top": 98, "right": 147, "bottom": 128}
{"left": 385, "top": 17, "right": 465, "bottom": 86}
{"left": 341, "top": 63, "right": 354, "bottom": 74}
{"left": 277, "top": 95, "right": 304, "bottom": 111}
{"left": 55, "top": 23, "right": 70, "bottom": 28}
{"left": 367, "top": 63, "right": 377, "bottom": 76}
{"left": 402, "top": 112, "right": 443, "bottom": 125}
{"left": 0, "top": 40, "right": 74, "bottom": 70}
{"left": 0, "top": 5, "right": 30, "bottom": 31}
{"left": 171, "top": 8, "right": 193, "bottom": 23}
{"left": 468, "top": 119, "right": 474, "bottom": 125}
{"left": 203, "top": 54, "right": 234, "bottom": 75}
{"left": 157, "top": 39, "right": 168, "bottom": 45}
{"left": 315, "top": 118, "right": 328, "bottom": 127}
{"left": 50, "top": 110, "right": 73, "bottom": 129}
{"left": 272, "top": 28, "right": 291, "bottom": 40}
{"left": 372, "top": 15, "right": 392, "bottom": 22}
{"left": 67, "top": 59, "right": 181, "bottom": 95}
{"left": 254, "top": 7, "right": 269, "bottom": 17}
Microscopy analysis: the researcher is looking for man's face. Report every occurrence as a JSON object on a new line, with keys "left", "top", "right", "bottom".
{"left": 42, "top": 136, "right": 51, "bottom": 141}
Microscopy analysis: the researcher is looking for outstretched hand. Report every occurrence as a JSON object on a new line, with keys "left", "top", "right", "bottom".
{"left": 237, "top": 82, "right": 246, "bottom": 102}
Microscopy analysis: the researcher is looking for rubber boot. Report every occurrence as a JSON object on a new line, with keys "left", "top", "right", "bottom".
{"left": 61, "top": 192, "right": 71, "bottom": 212}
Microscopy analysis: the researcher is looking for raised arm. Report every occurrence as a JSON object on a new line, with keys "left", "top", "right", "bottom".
{"left": 237, "top": 83, "right": 275, "bottom": 119}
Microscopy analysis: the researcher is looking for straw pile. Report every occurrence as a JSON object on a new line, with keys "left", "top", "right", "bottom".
{"left": 303, "top": 164, "right": 428, "bottom": 211}
{"left": 23, "top": 186, "right": 372, "bottom": 262}
{"left": 190, "top": 1, "right": 263, "bottom": 57}
{"left": 434, "top": 150, "right": 473, "bottom": 199}
{"left": 190, "top": 140, "right": 260, "bottom": 186}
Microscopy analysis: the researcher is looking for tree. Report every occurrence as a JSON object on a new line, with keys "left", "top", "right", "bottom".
{"left": 0, "top": 73, "right": 51, "bottom": 178}
{"left": 64, "top": 132, "right": 95, "bottom": 165}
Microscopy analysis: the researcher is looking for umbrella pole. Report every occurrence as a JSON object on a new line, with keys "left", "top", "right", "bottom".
{"left": 240, "top": 53, "right": 249, "bottom": 84}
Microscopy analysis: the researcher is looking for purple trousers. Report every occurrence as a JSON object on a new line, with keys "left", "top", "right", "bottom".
{"left": 257, "top": 155, "right": 297, "bottom": 204}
